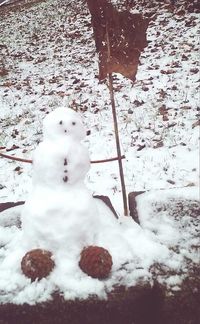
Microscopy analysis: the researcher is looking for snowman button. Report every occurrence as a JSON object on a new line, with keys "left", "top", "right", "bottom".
{"left": 63, "top": 176, "right": 68, "bottom": 182}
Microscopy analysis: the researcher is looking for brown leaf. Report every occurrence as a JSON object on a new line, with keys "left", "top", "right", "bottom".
{"left": 153, "top": 141, "right": 164, "bottom": 149}
{"left": 185, "top": 183, "right": 195, "bottom": 187}
{"left": 6, "top": 145, "right": 20, "bottom": 152}
{"left": 190, "top": 68, "right": 199, "bottom": 74}
{"left": 56, "top": 91, "right": 66, "bottom": 98}
{"left": 87, "top": 0, "right": 149, "bottom": 81}
{"left": 167, "top": 122, "right": 177, "bottom": 128}
{"left": 14, "top": 166, "right": 21, "bottom": 172}
{"left": 163, "top": 115, "right": 169, "bottom": 121}
{"left": 160, "top": 69, "right": 176, "bottom": 75}
{"left": 159, "top": 105, "right": 168, "bottom": 115}
{"left": 181, "top": 106, "right": 191, "bottom": 110}
{"left": 2, "top": 81, "right": 14, "bottom": 87}
{"left": 167, "top": 180, "right": 176, "bottom": 185}
{"left": 192, "top": 120, "right": 200, "bottom": 128}
{"left": 35, "top": 57, "right": 46, "bottom": 64}
{"left": 0, "top": 68, "right": 9, "bottom": 77}
{"left": 137, "top": 144, "right": 146, "bottom": 151}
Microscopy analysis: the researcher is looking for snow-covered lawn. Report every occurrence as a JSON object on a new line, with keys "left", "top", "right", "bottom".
{"left": 0, "top": 0, "right": 199, "bottom": 212}
{"left": 0, "top": 0, "right": 199, "bottom": 305}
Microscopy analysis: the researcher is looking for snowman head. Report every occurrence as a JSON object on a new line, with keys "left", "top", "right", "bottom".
{"left": 43, "top": 107, "right": 86, "bottom": 141}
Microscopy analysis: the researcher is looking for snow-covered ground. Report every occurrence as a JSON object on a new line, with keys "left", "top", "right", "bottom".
{"left": 0, "top": 0, "right": 199, "bottom": 305}
{"left": 0, "top": 1, "right": 199, "bottom": 215}
{"left": 0, "top": 0, "right": 199, "bottom": 211}
{"left": 0, "top": 109, "right": 198, "bottom": 305}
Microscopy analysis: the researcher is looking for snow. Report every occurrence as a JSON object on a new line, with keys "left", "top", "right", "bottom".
{"left": 0, "top": 0, "right": 199, "bottom": 305}
{"left": 0, "top": 1, "right": 199, "bottom": 206}
{"left": 0, "top": 108, "right": 198, "bottom": 305}
{"left": 0, "top": 197, "right": 171, "bottom": 304}
{"left": 137, "top": 186, "right": 199, "bottom": 244}
{"left": 136, "top": 186, "right": 200, "bottom": 279}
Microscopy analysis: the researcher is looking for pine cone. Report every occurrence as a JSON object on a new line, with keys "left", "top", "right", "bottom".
{"left": 79, "top": 246, "right": 112, "bottom": 279}
{"left": 21, "top": 249, "right": 55, "bottom": 281}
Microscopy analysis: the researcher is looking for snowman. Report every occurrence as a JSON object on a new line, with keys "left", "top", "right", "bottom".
{"left": 21, "top": 107, "right": 102, "bottom": 253}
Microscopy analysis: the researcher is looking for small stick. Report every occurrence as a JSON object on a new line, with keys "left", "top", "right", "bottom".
{"left": 107, "top": 73, "right": 129, "bottom": 216}
{"left": 105, "top": 19, "right": 128, "bottom": 216}
{"left": 0, "top": 151, "right": 125, "bottom": 164}
{"left": 91, "top": 155, "right": 125, "bottom": 164}
{"left": 0, "top": 152, "right": 32, "bottom": 164}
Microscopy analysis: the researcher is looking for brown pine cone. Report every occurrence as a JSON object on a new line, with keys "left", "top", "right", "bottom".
{"left": 21, "top": 249, "right": 55, "bottom": 281}
{"left": 79, "top": 246, "right": 112, "bottom": 279}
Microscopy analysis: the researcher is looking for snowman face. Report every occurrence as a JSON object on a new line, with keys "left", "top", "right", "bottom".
{"left": 43, "top": 107, "right": 86, "bottom": 141}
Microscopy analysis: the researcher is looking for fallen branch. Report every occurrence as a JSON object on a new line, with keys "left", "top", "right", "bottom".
{"left": 0, "top": 151, "right": 125, "bottom": 165}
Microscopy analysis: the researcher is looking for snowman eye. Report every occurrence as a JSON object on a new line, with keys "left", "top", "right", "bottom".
{"left": 59, "top": 120, "right": 63, "bottom": 125}
{"left": 72, "top": 121, "right": 76, "bottom": 125}
{"left": 64, "top": 130, "right": 67, "bottom": 133}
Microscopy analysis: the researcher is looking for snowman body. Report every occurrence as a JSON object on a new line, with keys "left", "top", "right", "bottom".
{"left": 32, "top": 137, "right": 90, "bottom": 188}
{"left": 21, "top": 108, "right": 99, "bottom": 252}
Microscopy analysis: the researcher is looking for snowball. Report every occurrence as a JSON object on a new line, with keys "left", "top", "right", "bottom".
{"left": 43, "top": 107, "right": 86, "bottom": 141}
{"left": 21, "top": 187, "right": 100, "bottom": 252}
{"left": 32, "top": 138, "right": 90, "bottom": 187}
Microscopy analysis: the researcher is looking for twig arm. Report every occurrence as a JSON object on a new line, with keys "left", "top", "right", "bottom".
{"left": 0, "top": 152, "right": 32, "bottom": 164}
{"left": 0, "top": 151, "right": 125, "bottom": 165}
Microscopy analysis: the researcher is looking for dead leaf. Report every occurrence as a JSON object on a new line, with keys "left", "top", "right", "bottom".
{"left": 192, "top": 120, "right": 200, "bottom": 128}
{"left": 163, "top": 115, "right": 169, "bottom": 121}
{"left": 167, "top": 180, "right": 176, "bottom": 185}
{"left": 185, "top": 183, "right": 195, "bottom": 187}
{"left": 6, "top": 145, "right": 20, "bottom": 152}
{"left": 137, "top": 144, "right": 146, "bottom": 151}
{"left": 87, "top": 0, "right": 149, "bottom": 81}
{"left": 0, "top": 68, "right": 9, "bottom": 77}
{"left": 159, "top": 105, "right": 168, "bottom": 115}
{"left": 153, "top": 141, "right": 164, "bottom": 149}
{"left": 181, "top": 106, "right": 191, "bottom": 110}
{"left": 168, "top": 122, "right": 177, "bottom": 128}
{"left": 190, "top": 68, "right": 199, "bottom": 74}
{"left": 161, "top": 69, "right": 176, "bottom": 75}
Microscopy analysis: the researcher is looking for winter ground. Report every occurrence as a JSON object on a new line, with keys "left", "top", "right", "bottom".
{"left": 0, "top": 0, "right": 199, "bottom": 213}
{"left": 0, "top": 0, "right": 199, "bottom": 305}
